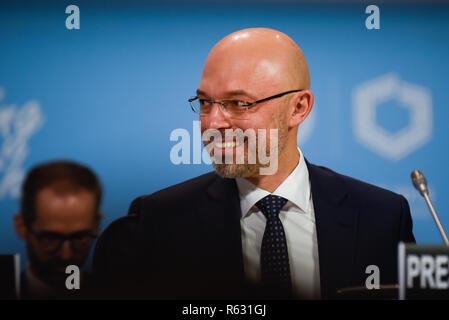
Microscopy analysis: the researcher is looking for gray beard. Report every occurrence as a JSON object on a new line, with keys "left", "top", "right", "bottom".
{"left": 213, "top": 125, "right": 288, "bottom": 179}
{"left": 213, "top": 162, "right": 261, "bottom": 178}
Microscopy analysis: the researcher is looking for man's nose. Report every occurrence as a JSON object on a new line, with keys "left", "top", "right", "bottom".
{"left": 205, "top": 103, "right": 231, "bottom": 129}
{"left": 59, "top": 240, "right": 73, "bottom": 260}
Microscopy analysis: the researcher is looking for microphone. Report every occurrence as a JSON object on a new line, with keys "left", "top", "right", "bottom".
{"left": 411, "top": 170, "right": 449, "bottom": 246}
{"left": 411, "top": 170, "right": 428, "bottom": 196}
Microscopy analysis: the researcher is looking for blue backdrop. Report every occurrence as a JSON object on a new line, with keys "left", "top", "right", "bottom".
{"left": 1, "top": 0, "right": 449, "bottom": 269}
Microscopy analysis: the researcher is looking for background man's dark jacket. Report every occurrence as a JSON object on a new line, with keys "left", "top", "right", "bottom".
{"left": 93, "top": 161, "right": 415, "bottom": 299}
{"left": 20, "top": 270, "right": 94, "bottom": 300}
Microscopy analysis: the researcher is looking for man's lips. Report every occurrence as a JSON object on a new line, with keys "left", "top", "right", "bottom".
{"left": 213, "top": 140, "right": 243, "bottom": 148}
{"left": 207, "top": 135, "right": 249, "bottom": 148}
{"left": 203, "top": 137, "right": 248, "bottom": 161}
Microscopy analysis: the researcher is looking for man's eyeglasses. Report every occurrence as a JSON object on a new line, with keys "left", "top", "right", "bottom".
{"left": 188, "top": 89, "right": 303, "bottom": 120}
{"left": 29, "top": 230, "right": 97, "bottom": 254}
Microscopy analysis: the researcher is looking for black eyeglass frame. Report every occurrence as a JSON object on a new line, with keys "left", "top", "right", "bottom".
{"left": 188, "top": 89, "right": 304, "bottom": 113}
{"left": 28, "top": 229, "right": 98, "bottom": 252}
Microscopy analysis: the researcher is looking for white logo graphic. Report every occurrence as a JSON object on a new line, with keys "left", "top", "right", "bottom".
{"left": 0, "top": 87, "right": 44, "bottom": 199}
{"left": 352, "top": 73, "right": 432, "bottom": 161}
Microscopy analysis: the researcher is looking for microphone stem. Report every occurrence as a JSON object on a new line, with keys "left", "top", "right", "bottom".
{"left": 423, "top": 192, "right": 449, "bottom": 246}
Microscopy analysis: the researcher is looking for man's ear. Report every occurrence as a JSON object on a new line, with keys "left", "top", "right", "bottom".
{"left": 288, "top": 90, "right": 314, "bottom": 128}
{"left": 13, "top": 213, "right": 28, "bottom": 240}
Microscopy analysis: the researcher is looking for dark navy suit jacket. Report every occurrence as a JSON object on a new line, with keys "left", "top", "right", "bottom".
{"left": 93, "top": 161, "right": 415, "bottom": 299}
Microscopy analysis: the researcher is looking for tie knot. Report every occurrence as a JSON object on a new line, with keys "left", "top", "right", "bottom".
{"left": 255, "top": 195, "right": 288, "bottom": 220}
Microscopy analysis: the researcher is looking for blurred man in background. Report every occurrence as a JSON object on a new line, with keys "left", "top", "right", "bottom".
{"left": 13, "top": 160, "right": 102, "bottom": 299}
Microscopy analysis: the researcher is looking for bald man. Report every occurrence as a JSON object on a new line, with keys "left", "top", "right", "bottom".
{"left": 94, "top": 28, "right": 415, "bottom": 300}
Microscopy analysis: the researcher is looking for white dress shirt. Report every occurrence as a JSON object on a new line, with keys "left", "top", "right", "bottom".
{"left": 236, "top": 148, "right": 321, "bottom": 299}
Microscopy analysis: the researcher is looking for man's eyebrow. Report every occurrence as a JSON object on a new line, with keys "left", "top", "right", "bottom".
{"left": 196, "top": 89, "right": 257, "bottom": 100}
{"left": 225, "top": 90, "right": 257, "bottom": 100}
{"left": 38, "top": 229, "right": 92, "bottom": 236}
{"left": 196, "top": 89, "right": 209, "bottom": 97}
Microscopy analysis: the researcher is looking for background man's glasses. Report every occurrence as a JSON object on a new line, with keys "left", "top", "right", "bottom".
{"left": 188, "top": 89, "right": 303, "bottom": 120}
{"left": 29, "top": 230, "right": 97, "bottom": 253}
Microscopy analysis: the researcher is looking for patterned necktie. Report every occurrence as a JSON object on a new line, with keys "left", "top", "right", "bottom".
{"left": 255, "top": 195, "right": 292, "bottom": 298}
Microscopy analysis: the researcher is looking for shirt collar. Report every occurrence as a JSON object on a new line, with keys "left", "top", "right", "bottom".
{"left": 235, "top": 147, "right": 311, "bottom": 218}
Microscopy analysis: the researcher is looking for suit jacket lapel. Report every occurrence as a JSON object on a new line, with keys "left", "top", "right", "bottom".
{"left": 306, "top": 161, "right": 360, "bottom": 298}
{"left": 198, "top": 174, "right": 244, "bottom": 280}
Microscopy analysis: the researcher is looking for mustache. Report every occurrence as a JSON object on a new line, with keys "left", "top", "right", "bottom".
{"left": 202, "top": 128, "right": 255, "bottom": 143}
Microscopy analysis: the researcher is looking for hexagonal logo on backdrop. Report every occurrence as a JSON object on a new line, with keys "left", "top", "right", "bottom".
{"left": 352, "top": 73, "right": 433, "bottom": 161}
